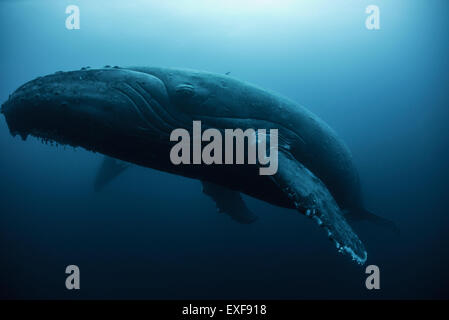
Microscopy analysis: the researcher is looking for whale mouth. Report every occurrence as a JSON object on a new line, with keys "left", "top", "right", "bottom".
{"left": 1, "top": 67, "right": 173, "bottom": 153}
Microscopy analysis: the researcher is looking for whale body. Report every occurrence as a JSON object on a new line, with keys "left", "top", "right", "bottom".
{"left": 1, "top": 66, "right": 388, "bottom": 264}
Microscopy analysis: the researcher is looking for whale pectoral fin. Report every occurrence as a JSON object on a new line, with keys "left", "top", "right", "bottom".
{"left": 201, "top": 181, "right": 258, "bottom": 224}
{"left": 273, "top": 151, "right": 367, "bottom": 264}
{"left": 94, "top": 156, "right": 131, "bottom": 192}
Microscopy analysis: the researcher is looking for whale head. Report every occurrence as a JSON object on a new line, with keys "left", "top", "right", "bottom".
{"left": 1, "top": 67, "right": 177, "bottom": 160}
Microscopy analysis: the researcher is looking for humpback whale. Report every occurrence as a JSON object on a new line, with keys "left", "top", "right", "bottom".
{"left": 1, "top": 66, "right": 395, "bottom": 264}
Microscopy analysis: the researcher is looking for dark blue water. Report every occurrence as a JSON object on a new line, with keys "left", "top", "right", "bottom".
{"left": 1, "top": 0, "right": 448, "bottom": 299}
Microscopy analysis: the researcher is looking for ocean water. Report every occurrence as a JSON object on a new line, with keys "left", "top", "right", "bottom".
{"left": 0, "top": 0, "right": 448, "bottom": 299}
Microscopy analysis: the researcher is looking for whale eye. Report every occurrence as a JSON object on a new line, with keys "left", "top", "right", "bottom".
{"left": 175, "top": 84, "right": 195, "bottom": 98}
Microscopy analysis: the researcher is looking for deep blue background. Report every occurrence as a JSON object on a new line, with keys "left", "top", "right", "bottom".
{"left": 0, "top": 0, "right": 448, "bottom": 299}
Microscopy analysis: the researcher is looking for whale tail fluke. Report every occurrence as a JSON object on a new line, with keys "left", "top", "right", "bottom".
{"left": 346, "top": 208, "right": 400, "bottom": 235}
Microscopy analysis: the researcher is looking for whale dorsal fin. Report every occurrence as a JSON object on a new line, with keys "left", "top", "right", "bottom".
{"left": 94, "top": 156, "right": 131, "bottom": 192}
{"left": 272, "top": 151, "right": 367, "bottom": 264}
{"left": 201, "top": 181, "right": 258, "bottom": 224}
